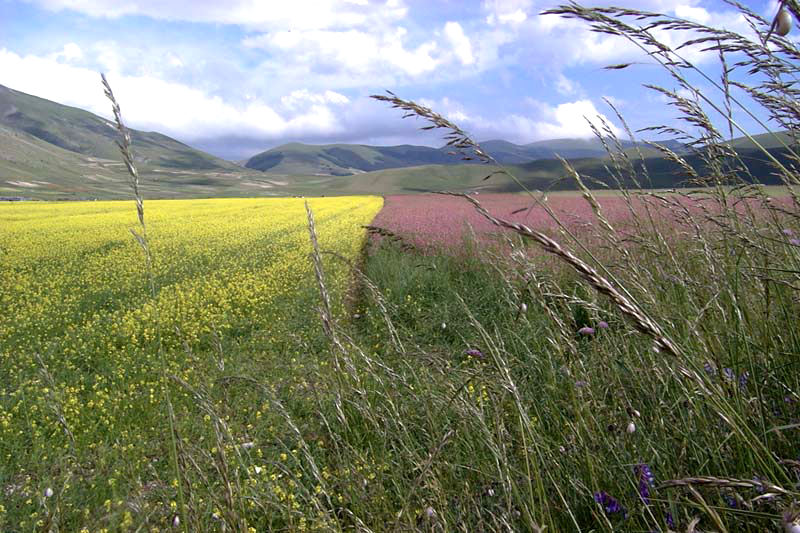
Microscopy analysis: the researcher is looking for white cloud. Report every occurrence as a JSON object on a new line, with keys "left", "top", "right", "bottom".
{"left": 281, "top": 89, "right": 350, "bottom": 110}
{"left": 413, "top": 96, "right": 620, "bottom": 144}
{"left": 484, "top": 0, "right": 532, "bottom": 25}
{"left": 674, "top": 5, "right": 711, "bottom": 24}
{"left": 244, "top": 26, "right": 440, "bottom": 78}
{"left": 555, "top": 73, "right": 580, "bottom": 96}
{"left": 28, "top": 0, "right": 408, "bottom": 31}
{"left": 444, "top": 22, "right": 475, "bottom": 66}
{"left": 51, "top": 42, "right": 83, "bottom": 62}
{"left": 0, "top": 48, "right": 349, "bottom": 143}
{"left": 529, "top": 99, "right": 621, "bottom": 139}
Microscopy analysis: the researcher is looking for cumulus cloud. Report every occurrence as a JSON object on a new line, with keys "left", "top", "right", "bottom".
{"left": 0, "top": 48, "right": 349, "bottom": 145}
{"left": 526, "top": 99, "right": 621, "bottom": 139}
{"left": 51, "top": 43, "right": 83, "bottom": 62}
{"left": 27, "top": 0, "right": 408, "bottom": 31}
{"left": 281, "top": 89, "right": 350, "bottom": 110}
{"left": 411, "top": 96, "right": 619, "bottom": 144}
{"left": 243, "top": 27, "right": 440, "bottom": 78}
{"left": 484, "top": 0, "right": 533, "bottom": 25}
{"left": 444, "top": 22, "right": 475, "bottom": 66}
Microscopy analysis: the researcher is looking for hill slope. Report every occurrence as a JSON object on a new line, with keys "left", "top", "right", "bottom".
{"left": 0, "top": 84, "right": 289, "bottom": 200}
{"left": 246, "top": 138, "right": 689, "bottom": 176}
{"left": 0, "top": 84, "right": 239, "bottom": 171}
{"left": 244, "top": 142, "right": 464, "bottom": 175}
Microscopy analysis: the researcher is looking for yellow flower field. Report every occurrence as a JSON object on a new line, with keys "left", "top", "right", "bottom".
{"left": 0, "top": 196, "right": 382, "bottom": 530}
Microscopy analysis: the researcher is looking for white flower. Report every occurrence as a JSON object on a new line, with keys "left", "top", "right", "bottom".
{"left": 520, "top": 303, "right": 527, "bottom": 313}
{"left": 241, "top": 441, "right": 255, "bottom": 450}
{"left": 441, "top": 322, "right": 446, "bottom": 330}
{"left": 254, "top": 466, "right": 262, "bottom": 475}
{"left": 626, "top": 421, "right": 636, "bottom": 434}
{"left": 44, "top": 488, "right": 54, "bottom": 498}
{"left": 172, "top": 515, "right": 180, "bottom": 527}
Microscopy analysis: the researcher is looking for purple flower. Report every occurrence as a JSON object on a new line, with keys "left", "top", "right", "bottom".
{"left": 722, "top": 367, "right": 735, "bottom": 382}
{"left": 594, "top": 491, "right": 627, "bottom": 518}
{"left": 783, "top": 228, "right": 794, "bottom": 236}
{"left": 635, "top": 463, "right": 655, "bottom": 505}
{"left": 724, "top": 494, "right": 738, "bottom": 508}
{"left": 597, "top": 321, "right": 609, "bottom": 329}
{"left": 665, "top": 511, "right": 675, "bottom": 529}
{"left": 738, "top": 371, "right": 750, "bottom": 390}
{"left": 790, "top": 238, "right": 800, "bottom": 246}
{"left": 464, "top": 348, "right": 484, "bottom": 359}
{"left": 703, "top": 361, "right": 717, "bottom": 376}
{"left": 578, "top": 327, "right": 595, "bottom": 336}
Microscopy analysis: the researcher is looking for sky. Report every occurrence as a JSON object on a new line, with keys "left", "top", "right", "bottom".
{"left": 0, "top": 0, "right": 787, "bottom": 160}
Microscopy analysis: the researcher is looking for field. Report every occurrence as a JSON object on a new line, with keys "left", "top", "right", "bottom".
{"left": 1, "top": 185, "right": 799, "bottom": 531}
{"left": 369, "top": 189, "right": 797, "bottom": 251}
{"left": 0, "top": 196, "right": 383, "bottom": 530}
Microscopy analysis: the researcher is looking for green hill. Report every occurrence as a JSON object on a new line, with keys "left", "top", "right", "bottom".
{"left": 246, "top": 138, "right": 689, "bottom": 176}
{"left": 0, "top": 84, "right": 290, "bottom": 200}
{"left": 0, "top": 84, "right": 241, "bottom": 171}
{"left": 244, "top": 142, "right": 465, "bottom": 175}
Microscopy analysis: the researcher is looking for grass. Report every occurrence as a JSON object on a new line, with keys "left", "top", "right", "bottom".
{"left": 3, "top": 0, "right": 800, "bottom": 530}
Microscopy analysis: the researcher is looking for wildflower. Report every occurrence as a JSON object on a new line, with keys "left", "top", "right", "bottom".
{"left": 594, "top": 491, "right": 627, "bottom": 518}
{"left": 790, "top": 238, "right": 800, "bottom": 246}
{"left": 626, "top": 421, "right": 636, "bottom": 434}
{"left": 634, "top": 464, "right": 655, "bottom": 505}
{"left": 665, "top": 511, "right": 675, "bottom": 529}
{"left": 703, "top": 361, "right": 717, "bottom": 376}
{"left": 738, "top": 371, "right": 750, "bottom": 390}
{"left": 783, "top": 229, "right": 794, "bottom": 236}
{"left": 424, "top": 506, "right": 436, "bottom": 519}
{"left": 597, "top": 321, "right": 609, "bottom": 329}
{"left": 464, "top": 348, "right": 484, "bottom": 359}
{"left": 722, "top": 367, "right": 735, "bottom": 382}
{"left": 43, "top": 488, "right": 53, "bottom": 498}
{"left": 724, "top": 494, "right": 738, "bottom": 508}
{"left": 578, "top": 326, "right": 595, "bottom": 336}
{"left": 241, "top": 441, "right": 255, "bottom": 450}
{"left": 520, "top": 303, "right": 528, "bottom": 313}
{"left": 441, "top": 322, "right": 446, "bottom": 330}
{"left": 172, "top": 515, "right": 180, "bottom": 527}
{"left": 784, "top": 508, "right": 800, "bottom": 533}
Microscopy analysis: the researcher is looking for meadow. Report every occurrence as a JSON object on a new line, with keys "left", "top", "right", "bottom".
{"left": 0, "top": 196, "right": 383, "bottom": 530}
{"left": 3, "top": 0, "right": 800, "bottom": 531}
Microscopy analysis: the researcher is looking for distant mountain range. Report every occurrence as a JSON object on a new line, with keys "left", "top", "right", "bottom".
{"left": 243, "top": 137, "right": 689, "bottom": 175}
{"left": 0, "top": 83, "right": 795, "bottom": 200}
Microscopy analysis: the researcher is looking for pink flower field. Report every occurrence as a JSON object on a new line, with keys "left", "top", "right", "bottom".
{"left": 368, "top": 191, "right": 796, "bottom": 252}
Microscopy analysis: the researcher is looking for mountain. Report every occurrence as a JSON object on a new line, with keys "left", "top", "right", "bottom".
{"left": 0, "top": 84, "right": 286, "bottom": 200}
{"left": 245, "top": 138, "right": 690, "bottom": 176}
{"left": 244, "top": 142, "right": 463, "bottom": 175}
{"left": 0, "top": 84, "right": 240, "bottom": 171}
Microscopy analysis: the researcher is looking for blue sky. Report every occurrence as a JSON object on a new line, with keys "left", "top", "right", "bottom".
{"left": 0, "top": 0, "right": 786, "bottom": 160}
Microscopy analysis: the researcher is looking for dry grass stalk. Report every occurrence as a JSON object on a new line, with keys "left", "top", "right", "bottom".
{"left": 659, "top": 475, "right": 798, "bottom": 499}
{"left": 370, "top": 91, "right": 499, "bottom": 165}
{"left": 304, "top": 201, "right": 343, "bottom": 353}
{"left": 362, "top": 224, "right": 418, "bottom": 253}
{"left": 100, "top": 73, "right": 187, "bottom": 531}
